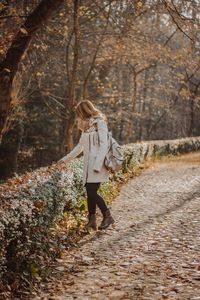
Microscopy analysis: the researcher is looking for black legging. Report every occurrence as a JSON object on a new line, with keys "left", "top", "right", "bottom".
{"left": 85, "top": 182, "right": 108, "bottom": 215}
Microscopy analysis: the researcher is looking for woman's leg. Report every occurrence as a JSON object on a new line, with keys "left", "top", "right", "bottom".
{"left": 85, "top": 182, "right": 108, "bottom": 214}
{"left": 95, "top": 188, "right": 108, "bottom": 214}
{"left": 85, "top": 182, "right": 114, "bottom": 230}
{"left": 85, "top": 182, "right": 99, "bottom": 214}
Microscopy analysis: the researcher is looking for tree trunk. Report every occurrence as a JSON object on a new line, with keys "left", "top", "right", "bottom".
{"left": 132, "top": 70, "right": 137, "bottom": 112}
{"left": 0, "top": 0, "right": 64, "bottom": 142}
{"left": 188, "top": 5, "right": 197, "bottom": 137}
{"left": 62, "top": 0, "right": 80, "bottom": 154}
{"left": 0, "top": 118, "right": 24, "bottom": 179}
{"left": 82, "top": 4, "right": 110, "bottom": 100}
{"left": 188, "top": 97, "right": 194, "bottom": 137}
{"left": 139, "top": 69, "right": 149, "bottom": 141}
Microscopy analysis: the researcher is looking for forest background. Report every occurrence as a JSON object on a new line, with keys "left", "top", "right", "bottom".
{"left": 0, "top": 0, "right": 199, "bottom": 180}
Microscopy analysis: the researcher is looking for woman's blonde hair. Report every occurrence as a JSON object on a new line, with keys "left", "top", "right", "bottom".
{"left": 75, "top": 100, "right": 106, "bottom": 120}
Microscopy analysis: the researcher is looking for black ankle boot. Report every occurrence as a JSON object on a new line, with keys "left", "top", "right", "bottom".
{"left": 85, "top": 214, "right": 97, "bottom": 231}
{"left": 98, "top": 209, "right": 114, "bottom": 230}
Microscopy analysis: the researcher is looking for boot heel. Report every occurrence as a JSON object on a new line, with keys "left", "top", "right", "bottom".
{"left": 98, "top": 209, "right": 115, "bottom": 230}
{"left": 85, "top": 214, "right": 97, "bottom": 231}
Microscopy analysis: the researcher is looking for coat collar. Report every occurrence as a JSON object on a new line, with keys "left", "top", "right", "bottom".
{"left": 89, "top": 116, "right": 102, "bottom": 126}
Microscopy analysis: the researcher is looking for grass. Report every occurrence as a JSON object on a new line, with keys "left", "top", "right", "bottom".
{"left": 156, "top": 151, "right": 200, "bottom": 165}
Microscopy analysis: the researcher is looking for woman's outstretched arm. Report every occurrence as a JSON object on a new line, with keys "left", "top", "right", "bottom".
{"left": 59, "top": 134, "right": 83, "bottom": 163}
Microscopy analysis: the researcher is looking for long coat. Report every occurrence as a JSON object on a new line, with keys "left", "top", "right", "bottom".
{"left": 60, "top": 116, "right": 109, "bottom": 186}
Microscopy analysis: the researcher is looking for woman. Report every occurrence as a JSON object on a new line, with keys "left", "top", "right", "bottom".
{"left": 59, "top": 100, "right": 114, "bottom": 231}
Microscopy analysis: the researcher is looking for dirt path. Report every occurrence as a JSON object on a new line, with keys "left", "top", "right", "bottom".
{"left": 32, "top": 153, "right": 200, "bottom": 300}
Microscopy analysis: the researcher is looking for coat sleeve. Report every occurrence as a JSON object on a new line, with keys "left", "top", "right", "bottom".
{"left": 93, "top": 119, "right": 108, "bottom": 172}
{"left": 59, "top": 133, "right": 83, "bottom": 163}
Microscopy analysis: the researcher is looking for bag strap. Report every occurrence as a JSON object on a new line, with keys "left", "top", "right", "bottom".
{"left": 94, "top": 119, "right": 111, "bottom": 149}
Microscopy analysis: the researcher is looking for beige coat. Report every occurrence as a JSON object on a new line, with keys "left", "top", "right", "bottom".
{"left": 60, "top": 117, "right": 109, "bottom": 186}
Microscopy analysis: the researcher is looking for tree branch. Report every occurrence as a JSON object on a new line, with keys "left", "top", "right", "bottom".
{"left": 163, "top": 0, "right": 194, "bottom": 42}
{"left": 0, "top": 15, "right": 27, "bottom": 19}
{"left": 0, "top": 0, "right": 65, "bottom": 141}
{"left": 0, "top": 0, "right": 65, "bottom": 81}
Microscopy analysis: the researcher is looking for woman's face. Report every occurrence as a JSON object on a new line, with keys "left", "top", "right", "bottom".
{"left": 77, "top": 117, "right": 89, "bottom": 131}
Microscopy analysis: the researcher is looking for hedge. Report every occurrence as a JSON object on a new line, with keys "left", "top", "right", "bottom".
{"left": 0, "top": 136, "right": 200, "bottom": 295}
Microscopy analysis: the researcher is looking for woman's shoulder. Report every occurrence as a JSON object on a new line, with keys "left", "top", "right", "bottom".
{"left": 85, "top": 117, "right": 107, "bottom": 134}
{"left": 92, "top": 117, "right": 108, "bottom": 133}
{"left": 91, "top": 115, "right": 107, "bottom": 125}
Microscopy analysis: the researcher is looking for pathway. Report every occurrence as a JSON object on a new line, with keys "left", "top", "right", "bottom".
{"left": 32, "top": 153, "right": 200, "bottom": 300}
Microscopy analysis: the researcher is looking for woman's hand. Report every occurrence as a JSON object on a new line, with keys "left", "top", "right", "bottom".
{"left": 48, "top": 160, "right": 65, "bottom": 171}
{"left": 57, "top": 159, "right": 65, "bottom": 165}
{"left": 55, "top": 160, "right": 70, "bottom": 170}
